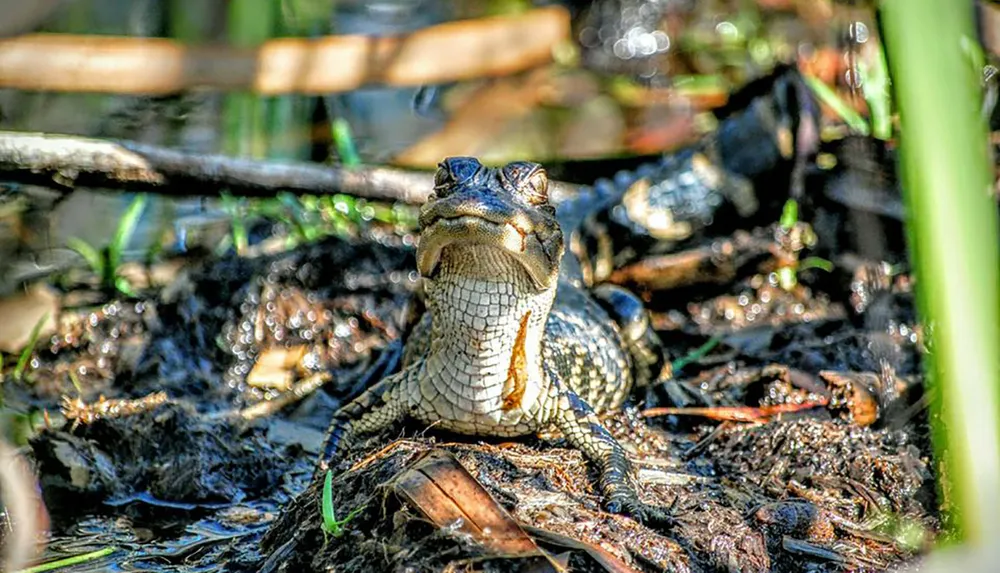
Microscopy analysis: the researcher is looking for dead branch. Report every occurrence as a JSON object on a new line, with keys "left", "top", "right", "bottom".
{"left": 0, "top": 130, "right": 581, "bottom": 204}
{"left": 0, "top": 130, "right": 435, "bottom": 203}
{"left": 0, "top": 7, "right": 569, "bottom": 95}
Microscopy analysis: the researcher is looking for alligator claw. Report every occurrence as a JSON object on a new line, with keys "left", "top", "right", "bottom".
{"left": 636, "top": 502, "right": 678, "bottom": 528}
{"left": 605, "top": 491, "right": 677, "bottom": 529}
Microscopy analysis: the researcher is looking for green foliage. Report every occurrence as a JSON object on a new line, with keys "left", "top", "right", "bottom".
{"left": 775, "top": 199, "right": 829, "bottom": 291}
{"left": 799, "top": 257, "right": 833, "bottom": 273}
{"left": 671, "top": 335, "right": 722, "bottom": 374}
{"left": 221, "top": 194, "right": 249, "bottom": 255}
{"left": 802, "top": 74, "right": 871, "bottom": 136}
{"left": 12, "top": 546, "right": 117, "bottom": 573}
{"left": 13, "top": 313, "right": 48, "bottom": 383}
{"left": 66, "top": 194, "right": 148, "bottom": 297}
{"left": 223, "top": 0, "right": 279, "bottom": 159}
{"left": 281, "top": 0, "right": 336, "bottom": 35}
{"left": 320, "top": 470, "right": 364, "bottom": 540}
{"left": 233, "top": 191, "right": 419, "bottom": 251}
{"left": 860, "top": 42, "right": 893, "bottom": 140}
{"left": 2, "top": 409, "right": 47, "bottom": 448}
{"left": 779, "top": 199, "right": 798, "bottom": 230}
{"left": 110, "top": 193, "right": 148, "bottom": 272}
{"left": 66, "top": 237, "right": 102, "bottom": 275}
{"left": 332, "top": 118, "right": 361, "bottom": 167}
{"left": 882, "top": 0, "right": 1000, "bottom": 544}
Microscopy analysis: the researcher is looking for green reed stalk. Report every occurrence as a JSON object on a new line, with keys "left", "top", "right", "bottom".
{"left": 880, "top": 0, "right": 1000, "bottom": 544}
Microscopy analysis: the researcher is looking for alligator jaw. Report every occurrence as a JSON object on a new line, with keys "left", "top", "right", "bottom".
{"left": 417, "top": 215, "right": 557, "bottom": 290}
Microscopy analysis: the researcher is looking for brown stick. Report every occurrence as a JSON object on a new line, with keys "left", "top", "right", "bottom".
{"left": 0, "top": 130, "right": 581, "bottom": 204}
{"left": 0, "top": 130, "right": 436, "bottom": 203}
{"left": 0, "top": 7, "right": 569, "bottom": 95}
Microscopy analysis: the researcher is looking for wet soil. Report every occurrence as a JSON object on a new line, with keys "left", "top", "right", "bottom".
{"left": 0, "top": 192, "right": 939, "bottom": 572}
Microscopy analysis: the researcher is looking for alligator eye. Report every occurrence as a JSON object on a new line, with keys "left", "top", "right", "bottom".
{"left": 434, "top": 156, "right": 482, "bottom": 196}
{"left": 523, "top": 168, "right": 549, "bottom": 205}
{"left": 501, "top": 161, "right": 548, "bottom": 206}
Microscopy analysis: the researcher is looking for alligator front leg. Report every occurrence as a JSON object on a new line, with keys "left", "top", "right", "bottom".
{"left": 317, "top": 365, "right": 418, "bottom": 475}
{"left": 551, "top": 381, "right": 674, "bottom": 526}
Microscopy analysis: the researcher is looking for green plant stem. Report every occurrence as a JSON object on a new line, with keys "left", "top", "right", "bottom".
{"left": 803, "top": 74, "right": 871, "bottom": 135}
{"left": 779, "top": 199, "right": 798, "bottom": 230}
{"left": 671, "top": 335, "right": 722, "bottom": 373}
{"left": 320, "top": 470, "right": 363, "bottom": 538}
{"left": 13, "top": 313, "right": 48, "bottom": 382}
{"left": 321, "top": 469, "right": 337, "bottom": 534}
{"left": 110, "top": 193, "right": 149, "bottom": 273}
{"left": 14, "top": 547, "right": 116, "bottom": 573}
{"left": 224, "top": 0, "right": 276, "bottom": 158}
{"left": 861, "top": 41, "right": 893, "bottom": 140}
{"left": 332, "top": 119, "right": 361, "bottom": 168}
{"left": 881, "top": 0, "right": 1000, "bottom": 545}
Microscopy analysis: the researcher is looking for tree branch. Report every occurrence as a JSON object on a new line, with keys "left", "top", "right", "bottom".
{"left": 0, "top": 131, "right": 581, "bottom": 204}
{"left": 0, "top": 130, "right": 436, "bottom": 203}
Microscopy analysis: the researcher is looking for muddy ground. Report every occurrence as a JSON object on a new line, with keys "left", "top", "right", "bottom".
{"left": 0, "top": 179, "right": 941, "bottom": 573}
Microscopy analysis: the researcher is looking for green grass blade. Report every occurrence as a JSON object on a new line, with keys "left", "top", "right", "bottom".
{"left": 860, "top": 43, "right": 893, "bottom": 140}
{"left": 109, "top": 194, "right": 149, "bottom": 271}
{"left": 321, "top": 470, "right": 337, "bottom": 534}
{"left": 881, "top": 0, "right": 1000, "bottom": 545}
{"left": 335, "top": 506, "right": 364, "bottom": 538}
{"left": 66, "top": 237, "right": 104, "bottom": 276}
{"left": 13, "top": 313, "right": 48, "bottom": 382}
{"left": 13, "top": 546, "right": 116, "bottom": 573}
{"left": 114, "top": 275, "right": 137, "bottom": 298}
{"left": 332, "top": 118, "right": 361, "bottom": 168}
{"left": 803, "top": 74, "right": 871, "bottom": 136}
{"left": 224, "top": 0, "right": 277, "bottom": 158}
{"left": 671, "top": 335, "right": 722, "bottom": 373}
{"left": 222, "top": 195, "right": 249, "bottom": 254}
{"left": 799, "top": 256, "right": 834, "bottom": 273}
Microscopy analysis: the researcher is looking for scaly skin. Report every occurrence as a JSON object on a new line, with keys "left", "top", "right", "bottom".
{"left": 319, "top": 157, "right": 669, "bottom": 523}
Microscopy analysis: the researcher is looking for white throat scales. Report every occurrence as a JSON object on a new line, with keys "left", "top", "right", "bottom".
{"left": 423, "top": 247, "right": 554, "bottom": 402}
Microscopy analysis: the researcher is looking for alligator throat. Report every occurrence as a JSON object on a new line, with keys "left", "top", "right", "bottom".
{"left": 423, "top": 247, "right": 554, "bottom": 397}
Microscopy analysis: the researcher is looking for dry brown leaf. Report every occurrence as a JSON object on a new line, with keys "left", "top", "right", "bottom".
{"left": 393, "top": 449, "right": 563, "bottom": 572}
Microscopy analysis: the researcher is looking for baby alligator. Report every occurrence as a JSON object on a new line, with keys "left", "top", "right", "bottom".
{"left": 318, "top": 157, "right": 669, "bottom": 523}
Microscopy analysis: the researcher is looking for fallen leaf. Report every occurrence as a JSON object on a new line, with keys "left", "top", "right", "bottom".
{"left": 393, "top": 449, "right": 563, "bottom": 571}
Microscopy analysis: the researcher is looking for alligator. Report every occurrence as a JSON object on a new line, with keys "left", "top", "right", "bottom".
{"left": 559, "top": 65, "right": 821, "bottom": 282}
{"left": 316, "top": 66, "right": 820, "bottom": 523}
{"left": 318, "top": 156, "right": 672, "bottom": 523}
